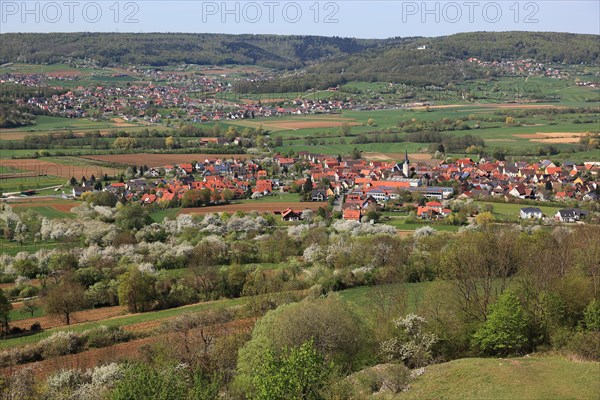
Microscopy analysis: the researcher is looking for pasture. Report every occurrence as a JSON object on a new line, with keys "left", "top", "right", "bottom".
{"left": 396, "top": 356, "right": 600, "bottom": 400}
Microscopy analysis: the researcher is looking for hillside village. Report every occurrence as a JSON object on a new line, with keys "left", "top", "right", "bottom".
{"left": 2, "top": 71, "right": 356, "bottom": 123}
{"left": 4, "top": 54, "right": 591, "bottom": 125}
{"left": 68, "top": 151, "right": 600, "bottom": 224}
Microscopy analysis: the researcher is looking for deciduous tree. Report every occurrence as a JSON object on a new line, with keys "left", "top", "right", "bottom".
{"left": 43, "top": 275, "right": 86, "bottom": 325}
{"left": 473, "top": 291, "right": 529, "bottom": 355}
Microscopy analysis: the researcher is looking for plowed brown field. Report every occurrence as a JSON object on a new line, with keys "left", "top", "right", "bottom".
{"left": 9, "top": 199, "right": 75, "bottom": 213}
{"left": 83, "top": 153, "right": 251, "bottom": 167}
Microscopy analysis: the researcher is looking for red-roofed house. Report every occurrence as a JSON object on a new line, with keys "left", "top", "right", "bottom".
{"left": 343, "top": 208, "right": 362, "bottom": 221}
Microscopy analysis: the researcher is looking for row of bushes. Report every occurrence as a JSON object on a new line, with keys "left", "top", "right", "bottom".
{"left": 0, "top": 326, "right": 132, "bottom": 367}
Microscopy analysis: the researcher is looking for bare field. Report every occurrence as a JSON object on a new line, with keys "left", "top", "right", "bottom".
{"left": 9, "top": 199, "right": 75, "bottom": 213}
{"left": 180, "top": 201, "right": 324, "bottom": 215}
{"left": 0, "top": 159, "right": 119, "bottom": 179}
{"left": 363, "top": 152, "right": 437, "bottom": 164}
{"left": 531, "top": 137, "right": 581, "bottom": 143}
{"left": 47, "top": 70, "right": 83, "bottom": 78}
{"left": 538, "top": 132, "right": 585, "bottom": 138}
{"left": 110, "top": 118, "right": 137, "bottom": 127}
{"left": 411, "top": 103, "right": 574, "bottom": 112}
{"left": 513, "top": 132, "right": 585, "bottom": 144}
{"left": 1, "top": 132, "right": 39, "bottom": 140}
{"left": 474, "top": 103, "right": 571, "bottom": 109}
{"left": 83, "top": 153, "right": 251, "bottom": 167}
{"left": 0, "top": 279, "right": 41, "bottom": 291}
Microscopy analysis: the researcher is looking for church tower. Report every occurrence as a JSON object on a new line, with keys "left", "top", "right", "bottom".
{"left": 403, "top": 147, "right": 410, "bottom": 177}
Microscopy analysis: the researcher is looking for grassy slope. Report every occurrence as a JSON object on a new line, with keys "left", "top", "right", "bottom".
{"left": 397, "top": 356, "right": 600, "bottom": 400}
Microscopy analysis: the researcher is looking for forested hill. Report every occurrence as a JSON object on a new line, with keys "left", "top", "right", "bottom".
{"left": 0, "top": 31, "right": 597, "bottom": 69}
{"left": 431, "top": 32, "right": 600, "bottom": 64}
{"left": 0, "top": 33, "right": 395, "bottom": 68}
{"left": 295, "top": 31, "right": 599, "bottom": 87}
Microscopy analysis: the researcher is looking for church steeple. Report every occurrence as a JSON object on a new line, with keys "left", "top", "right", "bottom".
{"left": 403, "top": 147, "right": 410, "bottom": 177}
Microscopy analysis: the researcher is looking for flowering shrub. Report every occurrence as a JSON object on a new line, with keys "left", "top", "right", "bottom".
{"left": 39, "top": 331, "right": 84, "bottom": 358}
{"left": 380, "top": 314, "right": 439, "bottom": 368}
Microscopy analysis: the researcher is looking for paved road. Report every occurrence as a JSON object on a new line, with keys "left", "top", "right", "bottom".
{"left": 332, "top": 193, "right": 344, "bottom": 212}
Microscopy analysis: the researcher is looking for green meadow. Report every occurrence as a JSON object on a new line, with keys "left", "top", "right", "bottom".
{"left": 474, "top": 201, "right": 563, "bottom": 220}
{"left": 396, "top": 356, "right": 600, "bottom": 400}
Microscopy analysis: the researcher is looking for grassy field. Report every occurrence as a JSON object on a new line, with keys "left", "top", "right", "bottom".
{"left": 0, "top": 175, "right": 65, "bottom": 193}
{"left": 26, "top": 205, "right": 75, "bottom": 219}
{"left": 396, "top": 355, "right": 600, "bottom": 400}
{"left": 266, "top": 102, "right": 598, "bottom": 159}
{"left": 474, "top": 201, "right": 563, "bottom": 220}
{"left": 149, "top": 208, "right": 180, "bottom": 222}
{"left": 0, "top": 239, "right": 62, "bottom": 256}
{"left": 2, "top": 116, "right": 134, "bottom": 134}
{"left": 9, "top": 306, "right": 45, "bottom": 322}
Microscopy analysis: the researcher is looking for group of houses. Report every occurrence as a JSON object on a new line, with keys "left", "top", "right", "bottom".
{"left": 294, "top": 151, "right": 598, "bottom": 222}
{"left": 4, "top": 71, "right": 356, "bottom": 124}
{"left": 519, "top": 207, "right": 588, "bottom": 222}
{"left": 68, "top": 150, "right": 598, "bottom": 223}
